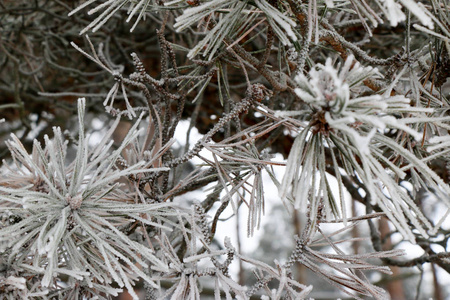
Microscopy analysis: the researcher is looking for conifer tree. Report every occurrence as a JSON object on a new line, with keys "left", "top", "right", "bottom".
{"left": 0, "top": 0, "right": 449, "bottom": 299}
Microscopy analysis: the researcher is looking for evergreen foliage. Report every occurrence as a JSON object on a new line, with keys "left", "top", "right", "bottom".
{"left": 0, "top": 0, "right": 449, "bottom": 299}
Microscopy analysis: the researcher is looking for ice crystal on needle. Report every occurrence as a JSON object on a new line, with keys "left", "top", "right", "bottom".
{"left": 279, "top": 56, "right": 444, "bottom": 242}
{"left": 0, "top": 99, "right": 175, "bottom": 299}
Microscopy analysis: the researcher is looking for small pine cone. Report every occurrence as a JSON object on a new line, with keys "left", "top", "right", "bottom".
{"left": 246, "top": 84, "right": 273, "bottom": 102}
